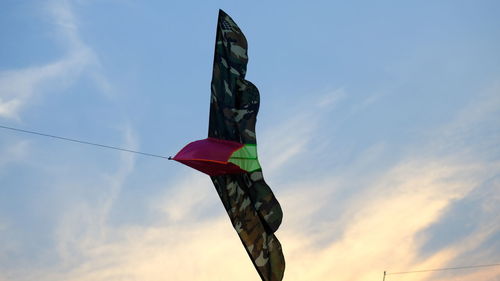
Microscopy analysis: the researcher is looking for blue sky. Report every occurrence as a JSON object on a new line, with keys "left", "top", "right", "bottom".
{"left": 1, "top": 1, "right": 500, "bottom": 280}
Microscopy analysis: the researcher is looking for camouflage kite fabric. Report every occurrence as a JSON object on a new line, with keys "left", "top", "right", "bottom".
{"left": 208, "top": 10, "right": 285, "bottom": 281}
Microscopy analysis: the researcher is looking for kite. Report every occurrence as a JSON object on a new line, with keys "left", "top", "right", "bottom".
{"left": 172, "top": 9, "right": 285, "bottom": 281}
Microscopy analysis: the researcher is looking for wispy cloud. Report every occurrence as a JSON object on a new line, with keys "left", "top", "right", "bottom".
{"left": 0, "top": 124, "right": 138, "bottom": 279}
{"left": 259, "top": 88, "right": 345, "bottom": 174}
{"left": 279, "top": 158, "right": 498, "bottom": 281}
{"left": 0, "top": 0, "right": 104, "bottom": 119}
{"left": 316, "top": 88, "right": 346, "bottom": 108}
{"left": 54, "top": 127, "right": 137, "bottom": 266}
{"left": 0, "top": 140, "right": 30, "bottom": 168}
{"left": 1, "top": 85, "right": 497, "bottom": 281}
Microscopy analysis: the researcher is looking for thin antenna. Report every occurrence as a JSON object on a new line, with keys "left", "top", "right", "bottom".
{"left": 382, "top": 271, "right": 386, "bottom": 281}
{"left": 0, "top": 124, "right": 172, "bottom": 160}
{"left": 385, "top": 262, "right": 500, "bottom": 277}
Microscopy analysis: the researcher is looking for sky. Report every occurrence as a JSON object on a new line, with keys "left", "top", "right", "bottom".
{"left": 1, "top": 0, "right": 500, "bottom": 280}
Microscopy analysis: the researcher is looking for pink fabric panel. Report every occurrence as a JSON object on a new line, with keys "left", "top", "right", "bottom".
{"left": 174, "top": 159, "right": 246, "bottom": 176}
{"left": 173, "top": 138, "right": 243, "bottom": 162}
{"left": 173, "top": 138, "right": 245, "bottom": 176}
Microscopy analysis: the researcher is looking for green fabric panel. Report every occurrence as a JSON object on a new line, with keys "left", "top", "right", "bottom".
{"left": 229, "top": 144, "right": 261, "bottom": 172}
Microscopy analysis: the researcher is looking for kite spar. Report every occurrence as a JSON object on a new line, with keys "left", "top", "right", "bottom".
{"left": 172, "top": 9, "right": 285, "bottom": 281}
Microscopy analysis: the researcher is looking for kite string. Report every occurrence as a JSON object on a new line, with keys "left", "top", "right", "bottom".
{"left": 0, "top": 124, "right": 172, "bottom": 160}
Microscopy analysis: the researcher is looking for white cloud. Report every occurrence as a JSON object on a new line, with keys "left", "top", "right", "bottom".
{"left": 0, "top": 83, "right": 496, "bottom": 281}
{"left": 1, "top": 5, "right": 499, "bottom": 276}
{"left": 157, "top": 173, "right": 217, "bottom": 222}
{"left": 0, "top": 51, "right": 94, "bottom": 119}
{"left": 278, "top": 159, "right": 498, "bottom": 281}
{"left": 259, "top": 90, "right": 338, "bottom": 173}
{"left": 259, "top": 112, "right": 315, "bottom": 173}
{"left": 55, "top": 127, "right": 137, "bottom": 266}
{"left": 0, "top": 217, "right": 17, "bottom": 265}
{"left": 0, "top": 140, "right": 30, "bottom": 167}
{"left": 0, "top": 98, "right": 22, "bottom": 119}
{"left": 8, "top": 149, "right": 496, "bottom": 281}
{"left": 316, "top": 88, "right": 346, "bottom": 108}
{"left": 0, "top": 0, "right": 104, "bottom": 119}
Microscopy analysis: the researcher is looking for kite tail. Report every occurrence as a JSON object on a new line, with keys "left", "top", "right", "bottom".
{"left": 235, "top": 81, "right": 283, "bottom": 233}
{"left": 212, "top": 175, "right": 285, "bottom": 281}
{"left": 243, "top": 171, "right": 283, "bottom": 233}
